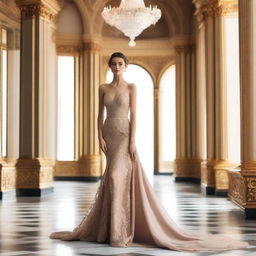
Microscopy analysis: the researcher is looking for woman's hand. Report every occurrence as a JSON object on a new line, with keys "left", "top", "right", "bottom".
{"left": 129, "top": 143, "right": 137, "bottom": 161}
{"left": 99, "top": 138, "right": 107, "bottom": 154}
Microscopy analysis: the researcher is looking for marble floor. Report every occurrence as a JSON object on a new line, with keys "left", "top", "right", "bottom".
{"left": 0, "top": 176, "right": 255, "bottom": 256}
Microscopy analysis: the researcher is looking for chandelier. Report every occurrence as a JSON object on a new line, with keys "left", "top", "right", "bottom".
{"left": 101, "top": 0, "right": 162, "bottom": 47}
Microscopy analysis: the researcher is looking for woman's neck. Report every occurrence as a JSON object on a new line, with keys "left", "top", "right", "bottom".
{"left": 111, "top": 75, "right": 126, "bottom": 87}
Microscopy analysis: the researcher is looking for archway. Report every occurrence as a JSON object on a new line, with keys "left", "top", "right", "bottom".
{"left": 159, "top": 65, "right": 176, "bottom": 172}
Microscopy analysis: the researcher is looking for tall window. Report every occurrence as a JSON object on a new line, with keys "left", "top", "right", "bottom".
{"left": 225, "top": 16, "right": 240, "bottom": 163}
{"left": 160, "top": 65, "right": 176, "bottom": 172}
{"left": 57, "top": 56, "right": 75, "bottom": 160}
{"left": 106, "top": 64, "right": 154, "bottom": 182}
{"left": 1, "top": 28, "right": 7, "bottom": 157}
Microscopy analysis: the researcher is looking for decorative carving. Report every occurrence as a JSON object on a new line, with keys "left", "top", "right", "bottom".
{"left": 246, "top": 177, "right": 256, "bottom": 202}
{"left": 174, "top": 159, "right": 203, "bottom": 179}
{"left": 16, "top": 158, "right": 54, "bottom": 188}
{"left": 55, "top": 155, "right": 102, "bottom": 177}
{"left": 193, "top": 0, "right": 238, "bottom": 24}
{"left": 83, "top": 42, "right": 101, "bottom": 52}
{"left": 0, "top": 160, "right": 16, "bottom": 191}
{"left": 16, "top": 2, "right": 59, "bottom": 24}
{"left": 215, "top": 169, "right": 229, "bottom": 189}
{"left": 228, "top": 171, "right": 245, "bottom": 206}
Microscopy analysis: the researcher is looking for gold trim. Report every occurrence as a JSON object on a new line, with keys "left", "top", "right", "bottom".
{"left": 16, "top": 158, "right": 54, "bottom": 189}
{"left": 83, "top": 42, "right": 101, "bottom": 52}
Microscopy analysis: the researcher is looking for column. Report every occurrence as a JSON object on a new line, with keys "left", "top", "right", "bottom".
{"left": 194, "top": 0, "right": 238, "bottom": 196}
{"left": 228, "top": 0, "right": 256, "bottom": 219}
{"left": 78, "top": 42, "right": 102, "bottom": 180}
{"left": 15, "top": 0, "right": 60, "bottom": 196}
{"left": 174, "top": 43, "right": 202, "bottom": 182}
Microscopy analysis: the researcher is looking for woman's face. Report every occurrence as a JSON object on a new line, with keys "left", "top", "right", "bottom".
{"left": 110, "top": 57, "right": 127, "bottom": 75}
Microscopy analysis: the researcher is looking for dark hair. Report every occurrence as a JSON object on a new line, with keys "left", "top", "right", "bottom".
{"left": 108, "top": 52, "right": 129, "bottom": 67}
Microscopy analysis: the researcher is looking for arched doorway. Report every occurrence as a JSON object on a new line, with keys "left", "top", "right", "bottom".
{"left": 106, "top": 64, "right": 154, "bottom": 183}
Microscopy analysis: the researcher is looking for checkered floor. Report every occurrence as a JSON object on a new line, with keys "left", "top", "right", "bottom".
{"left": 0, "top": 176, "right": 255, "bottom": 256}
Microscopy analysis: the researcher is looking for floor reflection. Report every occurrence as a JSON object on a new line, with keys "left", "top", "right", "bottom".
{"left": 0, "top": 176, "right": 254, "bottom": 256}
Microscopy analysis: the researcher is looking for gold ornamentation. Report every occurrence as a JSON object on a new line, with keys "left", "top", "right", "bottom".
{"left": 16, "top": 158, "right": 54, "bottom": 188}
{"left": 215, "top": 169, "right": 229, "bottom": 189}
{"left": 83, "top": 42, "right": 101, "bottom": 52}
{"left": 55, "top": 155, "right": 102, "bottom": 177}
{"left": 174, "top": 159, "right": 203, "bottom": 179}
{"left": 56, "top": 44, "right": 81, "bottom": 55}
{"left": 193, "top": 0, "right": 238, "bottom": 23}
{"left": 201, "top": 161, "right": 215, "bottom": 187}
{"left": 0, "top": 160, "right": 16, "bottom": 191}
{"left": 246, "top": 177, "right": 256, "bottom": 202}
{"left": 16, "top": 2, "right": 59, "bottom": 24}
{"left": 228, "top": 170, "right": 245, "bottom": 206}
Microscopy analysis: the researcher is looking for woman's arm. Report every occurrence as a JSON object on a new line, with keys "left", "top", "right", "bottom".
{"left": 97, "top": 85, "right": 107, "bottom": 153}
{"left": 129, "top": 83, "right": 137, "bottom": 160}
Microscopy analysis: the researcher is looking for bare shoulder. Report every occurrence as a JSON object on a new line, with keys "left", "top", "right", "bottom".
{"left": 99, "top": 83, "right": 108, "bottom": 93}
{"left": 128, "top": 83, "right": 137, "bottom": 92}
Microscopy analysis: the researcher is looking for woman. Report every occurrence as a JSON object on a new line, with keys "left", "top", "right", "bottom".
{"left": 50, "top": 52, "right": 248, "bottom": 252}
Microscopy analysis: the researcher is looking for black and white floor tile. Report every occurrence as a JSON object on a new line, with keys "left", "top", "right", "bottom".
{"left": 0, "top": 176, "right": 255, "bottom": 256}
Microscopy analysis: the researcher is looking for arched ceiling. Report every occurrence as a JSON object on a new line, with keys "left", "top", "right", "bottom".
{"left": 58, "top": 0, "right": 195, "bottom": 40}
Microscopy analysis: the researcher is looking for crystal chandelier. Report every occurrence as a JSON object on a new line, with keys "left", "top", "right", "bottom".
{"left": 101, "top": 0, "right": 162, "bottom": 47}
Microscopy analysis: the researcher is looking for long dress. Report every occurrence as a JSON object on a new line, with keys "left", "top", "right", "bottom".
{"left": 50, "top": 90, "right": 248, "bottom": 252}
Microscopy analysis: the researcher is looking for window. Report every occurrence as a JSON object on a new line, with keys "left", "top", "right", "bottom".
{"left": 225, "top": 16, "right": 240, "bottom": 163}
{"left": 57, "top": 56, "right": 75, "bottom": 160}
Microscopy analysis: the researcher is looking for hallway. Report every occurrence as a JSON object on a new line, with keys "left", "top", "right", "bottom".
{"left": 0, "top": 176, "right": 254, "bottom": 256}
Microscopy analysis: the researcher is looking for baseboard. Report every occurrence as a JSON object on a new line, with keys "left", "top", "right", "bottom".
{"left": 175, "top": 177, "right": 201, "bottom": 184}
{"left": 16, "top": 187, "right": 53, "bottom": 197}
{"left": 54, "top": 176, "right": 101, "bottom": 182}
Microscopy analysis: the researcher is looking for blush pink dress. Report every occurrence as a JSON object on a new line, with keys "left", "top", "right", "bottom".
{"left": 50, "top": 91, "right": 248, "bottom": 252}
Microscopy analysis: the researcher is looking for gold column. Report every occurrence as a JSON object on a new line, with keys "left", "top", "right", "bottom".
{"left": 174, "top": 44, "right": 202, "bottom": 182}
{"left": 79, "top": 42, "right": 101, "bottom": 179}
{"left": 15, "top": 0, "right": 60, "bottom": 196}
{"left": 194, "top": 0, "right": 238, "bottom": 196}
{"left": 55, "top": 42, "right": 102, "bottom": 180}
{"left": 228, "top": 0, "right": 256, "bottom": 219}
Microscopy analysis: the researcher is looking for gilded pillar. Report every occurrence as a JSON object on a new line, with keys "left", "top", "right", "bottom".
{"left": 78, "top": 42, "right": 101, "bottom": 179}
{"left": 228, "top": 0, "right": 256, "bottom": 219}
{"left": 194, "top": 0, "right": 238, "bottom": 196}
{"left": 15, "top": 0, "right": 60, "bottom": 196}
{"left": 174, "top": 44, "right": 202, "bottom": 182}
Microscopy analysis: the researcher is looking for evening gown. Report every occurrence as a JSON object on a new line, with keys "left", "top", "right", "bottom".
{"left": 50, "top": 90, "right": 248, "bottom": 252}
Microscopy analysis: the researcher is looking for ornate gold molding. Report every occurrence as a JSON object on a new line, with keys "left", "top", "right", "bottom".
{"left": 16, "top": 0, "right": 60, "bottom": 24}
{"left": 228, "top": 170, "right": 245, "bottom": 206}
{"left": 246, "top": 177, "right": 256, "bottom": 202}
{"left": 193, "top": 0, "right": 238, "bottom": 24}
{"left": 56, "top": 44, "right": 81, "bottom": 55}
{"left": 55, "top": 155, "right": 102, "bottom": 177}
{"left": 16, "top": 158, "right": 54, "bottom": 188}
{"left": 83, "top": 42, "right": 101, "bottom": 52}
{"left": 174, "top": 158, "right": 203, "bottom": 179}
{"left": 0, "top": 159, "right": 16, "bottom": 191}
